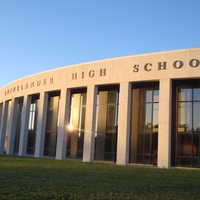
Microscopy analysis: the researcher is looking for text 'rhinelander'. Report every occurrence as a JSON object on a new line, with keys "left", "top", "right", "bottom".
{"left": 4, "top": 77, "right": 54, "bottom": 96}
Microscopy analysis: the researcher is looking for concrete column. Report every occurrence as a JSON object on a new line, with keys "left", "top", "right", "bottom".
{"left": 34, "top": 92, "right": 48, "bottom": 158}
{"left": 158, "top": 78, "right": 172, "bottom": 168}
{"left": 7, "top": 98, "right": 19, "bottom": 155}
{"left": 116, "top": 82, "right": 131, "bottom": 165}
{"left": 56, "top": 88, "right": 70, "bottom": 160}
{"left": 18, "top": 95, "right": 31, "bottom": 156}
{"left": 0, "top": 101, "right": 9, "bottom": 154}
{"left": 83, "top": 85, "right": 97, "bottom": 162}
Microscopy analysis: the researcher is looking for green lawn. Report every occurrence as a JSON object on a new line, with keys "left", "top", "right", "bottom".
{"left": 0, "top": 155, "right": 200, "bottom": 200}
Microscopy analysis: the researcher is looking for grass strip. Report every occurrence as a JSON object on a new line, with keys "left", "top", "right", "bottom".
{"left": 0, "top": 155, "right": 200, "bottom": 199}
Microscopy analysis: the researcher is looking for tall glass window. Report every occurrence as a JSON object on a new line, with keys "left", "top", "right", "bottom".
{"left": 94, "top": 85, "right": 119, "bottom": 162}
{"left": 27, "top": 95, "right": 39, "bottom": 155}
{"left": 0, "top": 103, "right": 3, "bottom": 151}
{"left": 4, "top": 100, "right": 11, "bottom": 153}
{"left": 67, "top": 89, "right": 86, "bottom": 159}
{"left": 0, "top": 103, "right": 2, "bottom": 131}
{"left": 44, "top": 92, "right": 60, "bottom": 157}
{"left": 176, "top": 84, "right": 200, "bottom": 167}
{"left": 130, "top": 83, "right": 159, "bottom": 165}
{"left": 14, "top": 98, "right": 23, "bottom": 154}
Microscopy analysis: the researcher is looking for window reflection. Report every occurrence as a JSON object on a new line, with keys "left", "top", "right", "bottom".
{"left": 178, "top": 102, "right": 192, "bottom": 133}
{"left": 193, "top": 102, "right": 200, "bottom": 133}
{"left": 144, "top": 90, "right": 152, "bottom": 102}
{"left": 153, "top": 103, "right": 159, "bottom": 131}
{"left": 178, "top": 88, "right": 192, "bottom": 101}
{"left": 176, "top": 85, "right": 200, "bottom": 167}
{"left": 67, "top": 90, "right": 86, "bottom": 159}
{"left": 130, "top": 83, "right": 159, "bottom": 165}
{"left": 14, "top": 99, "right": 23, "bottom": 154}
{"left": 4, "top": 100, "right": 12, "bottom": 153}
{"left": 194, "top": 88, "right": 200, "bottom": 101}
{"left": 27, "top": 95, "right": 39, "bottom": 155}
{"left": 28, "top": 103, "right": 36, "bottom": 131}
{"left": 94, "top": 86, "right": 119, "bottom": 162}
{"left": 153, "top": 90, "right": 159, "bottom": 102}
{"left": 44, "top": 92, "right": 60, "bottom": 157}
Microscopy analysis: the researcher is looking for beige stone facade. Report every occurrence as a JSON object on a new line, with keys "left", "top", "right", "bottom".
{"left": 0, "top": 48, "right": 200, "bottom": 168}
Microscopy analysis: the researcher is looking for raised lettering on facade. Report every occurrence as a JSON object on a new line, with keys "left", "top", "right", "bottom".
{"left": 72, "top": 68, "right": 107, "bottom": 80}
{"left": 4, "top": 77, "right": 54, "bottom": 96}
{"left": 133, "top": 58, "right": 200, "bottom": 72}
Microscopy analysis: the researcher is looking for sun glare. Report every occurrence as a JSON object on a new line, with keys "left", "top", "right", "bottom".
{"left": 67, "top": 124, "right": 74, "bottom": 131}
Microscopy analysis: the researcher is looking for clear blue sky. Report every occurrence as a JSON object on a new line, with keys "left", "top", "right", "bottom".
{"left": 0, "top": 0, "right": 199, "bottom": 87}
